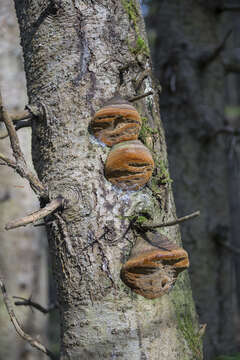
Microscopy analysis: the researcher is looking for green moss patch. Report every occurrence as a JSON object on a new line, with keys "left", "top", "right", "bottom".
{"left": 176, "top": 312, "right": 202, "bottom": 360}
{"left": 171, "top": 274, "right": 203, "bottom": 360}
{"left": 130, "top": 36, "right": 150, "bottom": 56}
{"left": 155, "top": 158, "right": 172, "bottom": 185}
{"left": 139, "top": 117, "right": 157, "bottom": 147}
{"left": 122, "top": 0, "right": 139, "bottom": 32}
{"left": 121, "top": 0, "right": 150, "bottom": 56}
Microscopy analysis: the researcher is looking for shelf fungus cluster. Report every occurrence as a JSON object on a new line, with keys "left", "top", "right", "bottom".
{"left": 90, "top": 95, "right": 188, "bottom": 300}
{"left": 120, "top": 234, "right": 189, "bottom": 299}
{"left": 91, "top": 96, "right": 154, "bottom": 190}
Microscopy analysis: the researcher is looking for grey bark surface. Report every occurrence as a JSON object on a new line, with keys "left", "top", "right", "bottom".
{"left": 14, "top": 1, "right": 202, "bottom": 359}
{"left": 146, "top": 1, "right": 238, "bottom": 359}
{"left": 0, "top": 1, "right": 48, "bottom": 359}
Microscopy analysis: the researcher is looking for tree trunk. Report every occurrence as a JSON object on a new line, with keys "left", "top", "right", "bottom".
{"left": 224, "top": 6, "right": 240, "bottom": 341}
{"left": 146, "top": 1, "right": 238, "bottom": 359}
{"left": 13, "top": 1, "right": 202, "bottom": 359}
{"left": 0, "top": 1, "right": 48, "bottom": 359}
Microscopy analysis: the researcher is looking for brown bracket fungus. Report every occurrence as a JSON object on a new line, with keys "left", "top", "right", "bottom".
{"left": 120, "top": 234, "right": 189, "bottom": 299}
{"left": 91, "top": 96, "right": 142, "bottom": 147}
{"left": 105, "top": 140, "right": 154, "bottom": 190}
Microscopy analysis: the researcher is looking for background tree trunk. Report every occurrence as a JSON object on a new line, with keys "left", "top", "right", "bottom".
{"left": 145, "top": 1, "right": 238, "bottom": 358}
{"left": 224, "top": 5, "right": 240, "bottom": 347}
{"left": 13, "top": 1, "right": 202, "bottom": 359}
{"left": 0, "top": 1, "right": 48, "bottom": 359}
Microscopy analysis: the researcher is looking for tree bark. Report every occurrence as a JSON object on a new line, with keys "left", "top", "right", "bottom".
{"left": 0, "top": 1, "right": 48, "bottom": 359}
{"left": 146, "top": 1, "right": 238, "bottom": 359}
{"left": 13, "top": 1, "right": 202, "bottom": 359}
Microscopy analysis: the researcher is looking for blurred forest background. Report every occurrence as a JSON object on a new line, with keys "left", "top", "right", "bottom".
{"left": 1, "top": 1, "right": 240, "bottom": 359}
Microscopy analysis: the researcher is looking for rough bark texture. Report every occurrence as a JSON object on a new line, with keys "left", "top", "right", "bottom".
{"left": 0, "top": 1, "right": 48, "bottom": 359}
{"left": 14, "top": 1, "right": 202, "bottom": 359}
{"left": 146, "top": 1, "right": 238, "bottom": 359}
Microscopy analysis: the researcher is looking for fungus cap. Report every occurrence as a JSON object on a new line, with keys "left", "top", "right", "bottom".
{"left": 91, "top": 96, "right": 142, "bottom": 147}
{"left": 105, "top": 140, "right": 154, "bottom": 190}
{"left": 120, "top": 246, "right": 189, "bottom": 299}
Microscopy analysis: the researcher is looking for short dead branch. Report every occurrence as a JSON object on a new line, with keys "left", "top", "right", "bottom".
{"left": 13, "top": 296, "right": 58, "bottom": 314}
{"left": 128, "top": 91, "right": 154, "bottom": 103}
{"left": 139, "top": 210, "right": 200, "bottom": 230}
{"left": 5, "top": 196, "right": 64, "bottom": 230}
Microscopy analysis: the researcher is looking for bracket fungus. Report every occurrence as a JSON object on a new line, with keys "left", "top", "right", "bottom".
{"left": 120, "top": 234, "right": 189, "bottom": 299}
{"left": 91, "top": 96, "right": 142, "bottom": 147}
{"left": 105, "top": 140, "right": 154, "bottom": 190}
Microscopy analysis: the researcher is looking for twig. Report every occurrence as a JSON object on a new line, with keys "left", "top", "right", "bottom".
{"left": 0, "top": 120, "right": 32, "bottom": 140}
{"left": 140, "top": 210, "right": 200, "bottom": 230}
{"left": 5, "top": 197, "right": 63, "bottom": 230}
{"left": 13, "top": 296, "right": 58, "bottom": 314}
{"left": 128, "top": 91, "right": 154, "bottom": 103}
{"left": 0, "top": 278, "right": 56, "bottom": 359}
{"left": 0, "top": 93, "right": 24, "bottom": 159}
{"left": 0, "top": 89, "right": 46, "bottom": 196}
